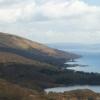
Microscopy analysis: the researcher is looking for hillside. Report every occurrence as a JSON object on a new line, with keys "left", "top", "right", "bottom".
{"left": 0, "top": 32, "right": 81, "bottom": 89}
{"left": 0, "top": 32, "right": 100, "bottom": 100}
{"left": 0, "top": 79, "right": 100, "bottom": 100}
{"left": 0, "top": 32, "right": 83, "bottom": 100}
{"left": 0, "top": 79, "right": 50, "bottom": 100}
{"left": 0, "top": 32, "right": 80, "bottom": 66}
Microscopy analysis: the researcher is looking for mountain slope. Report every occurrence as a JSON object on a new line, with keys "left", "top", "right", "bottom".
{"left": 0, "top": 79, "right": 49, "bottom": 100}
{"left": 0, "top": 32, "right": 80, "bottom": 66}
{"left": 0, "top": 32, "right": 80, "bottom": 90}
{"left": 0, "top": 32, "right": 100, "bottom": 99}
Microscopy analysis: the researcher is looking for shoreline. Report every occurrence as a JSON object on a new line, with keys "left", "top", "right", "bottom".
{"left": 45, "top": 85, "right": 100, "bottom": 93}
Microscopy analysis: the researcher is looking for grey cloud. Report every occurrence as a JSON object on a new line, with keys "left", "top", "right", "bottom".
{"left": 0, "top": 0, "right": 100, "bottom": 44}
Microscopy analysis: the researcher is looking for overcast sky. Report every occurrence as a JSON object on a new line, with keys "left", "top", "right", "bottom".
{"left": 0, "top": 0, "right": 100, "bottom": 44}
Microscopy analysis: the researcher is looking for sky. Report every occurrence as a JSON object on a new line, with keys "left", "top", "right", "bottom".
{"left": 0, "top": 0, "right": 100, "bottom": 44}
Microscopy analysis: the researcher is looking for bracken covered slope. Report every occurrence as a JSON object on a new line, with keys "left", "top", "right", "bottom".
{"left": 0, "top": 32, "right": 80, "bottom": 66}
{"left": 0, "top": 32, "right": 100, "bottom": 100}
{"left": 0, "top": 32, "right": 80, "bottom": 90}
{"left": 0, "top": 79, "right": 100, "bottom": 100}
{"left": 0, "top": 32, "right": 92, "bottom": 100}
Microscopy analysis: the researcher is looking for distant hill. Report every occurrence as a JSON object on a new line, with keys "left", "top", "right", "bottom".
{"left": 48, "top": 43, "right": 100, "bottom": 52}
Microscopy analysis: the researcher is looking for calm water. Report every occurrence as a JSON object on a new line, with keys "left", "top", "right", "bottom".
{"left": 65, "top": 49, "right": 100, "bottom": 73}
{"left": 45, "top": 48, "right": 100, "bottom": 93}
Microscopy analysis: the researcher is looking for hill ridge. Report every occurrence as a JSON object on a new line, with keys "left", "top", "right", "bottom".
{"left": 0, "top": 32, "right": 80, "bottom": 66}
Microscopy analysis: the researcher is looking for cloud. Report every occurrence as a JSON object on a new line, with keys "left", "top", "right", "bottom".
{"left": 44, "top": 31, "right": 100, "bottom": 44}
{"left": 0, "top": 0, "right": 100, "bottom": 44}
{"left": 0, "top": 0, "right": 100, "bottom": 22}
{"left": 0, "top": 0, "right": 37, "bottom": 22}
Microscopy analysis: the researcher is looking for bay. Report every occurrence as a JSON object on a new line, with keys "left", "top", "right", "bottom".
{"left": 65, "top": 49, "right": 100, "bottom": 73}
{"left": 47, "top": 44, "right": 100, "bottom": 93}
